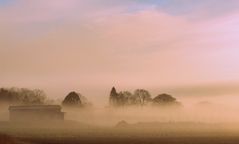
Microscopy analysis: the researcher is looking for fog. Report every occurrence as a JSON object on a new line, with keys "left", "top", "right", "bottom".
{"left": 1, "top": 95, "right": 239, "bottom": 125}
{"left": 63, "top": 98, "right": 239, "bottom": 127}
{"left": 2, "top": 95, "right": 239, "bottom": 144}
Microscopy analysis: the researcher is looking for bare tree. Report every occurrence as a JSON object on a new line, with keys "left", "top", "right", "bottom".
{"left": 117, "top": 91, "right": 132, "bottom": 106}
{"left": 0, "top": 87, "right": 46, "bottom": 105}
{"left": 121, "top": 91, "right": 133, "bottom": 106}
{"left": 133, "top": 89, "right": 151, "bottom": 106}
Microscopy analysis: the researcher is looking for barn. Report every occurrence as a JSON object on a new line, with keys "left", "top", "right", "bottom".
{"left": 9, "top": 105, "right": 64, "bottom": 121}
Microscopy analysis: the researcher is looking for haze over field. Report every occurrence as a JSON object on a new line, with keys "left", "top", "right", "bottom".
{"left": 2, "top": 1, "right": 239, "bottom": 144}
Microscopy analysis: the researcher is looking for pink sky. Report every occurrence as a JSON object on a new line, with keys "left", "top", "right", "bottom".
{"left": 1, "top": 0, "right": 239, "bottom": 104}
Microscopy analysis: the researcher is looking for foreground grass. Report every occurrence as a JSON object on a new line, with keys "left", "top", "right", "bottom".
{"left": 1, "top": 121, "right": 239, "bottom": 144}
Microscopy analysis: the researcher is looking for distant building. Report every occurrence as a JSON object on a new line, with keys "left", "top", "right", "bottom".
{"left": 9, "top": 105, "right": 64, "bottom": 121}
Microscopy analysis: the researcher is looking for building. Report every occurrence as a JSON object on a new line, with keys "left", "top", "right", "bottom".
{"left": 9, "top": 105, "right": 64, "bottom": 121}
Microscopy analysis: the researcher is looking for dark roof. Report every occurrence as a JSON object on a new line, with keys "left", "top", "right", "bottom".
{"left": 9, "top": 105, "right": 62, "bottom": 111}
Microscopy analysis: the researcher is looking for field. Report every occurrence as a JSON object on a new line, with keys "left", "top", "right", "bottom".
{"left": 1, "top": 121, "right": 239, "bottom": 144}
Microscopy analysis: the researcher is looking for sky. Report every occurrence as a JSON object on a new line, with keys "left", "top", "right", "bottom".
{"left": 1, "top": 0, "right": 239, "bottom": 105}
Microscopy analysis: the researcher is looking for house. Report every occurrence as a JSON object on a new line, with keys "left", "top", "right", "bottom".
{"left": 9, "top": 105, "right": 64, "bottom": 121}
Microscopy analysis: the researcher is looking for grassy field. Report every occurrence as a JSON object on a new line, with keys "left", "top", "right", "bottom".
{"left": 1, "top": 121, "right": 239, "bottom": 144}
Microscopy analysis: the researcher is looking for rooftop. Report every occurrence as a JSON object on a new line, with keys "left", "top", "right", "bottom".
{"left": 9, "top": 105, "right": 62, "bottom": 111}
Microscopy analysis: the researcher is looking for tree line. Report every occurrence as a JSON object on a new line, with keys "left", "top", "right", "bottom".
{"left": 0, "top": 87, "right": 46, "bottom": 105}
{"left": 109, "top": 87, "right": 181, "bottom": 107}
{"left": 0, "top": 87, "right": 181, "bottom": 108}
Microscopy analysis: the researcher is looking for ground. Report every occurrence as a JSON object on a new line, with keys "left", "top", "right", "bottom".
{"left": 1, "top": 121, "right": 239, "bottom": 144}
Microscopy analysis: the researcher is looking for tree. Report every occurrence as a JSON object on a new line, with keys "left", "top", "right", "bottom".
{"left": 33, "top": 89, "right": 46, "bottom": 102}
{"left": 22, "top": 95, "right": 30, "bottom": 104}
{"left": 133, "top": 89, "right": 151, "bottom": 106}
{"left": 117, "top": 91, "right": 133, "bottom": 106}
{"left": 62, "top": 91, "right": 92, "bottom": 108}
{"left": 62, "top": 91, "right": 81, "bottom": 107}
{"left": 0, "top": 87, "right": 46, "bottom": 105}
{"left": 121, "top": 91, "right": 133, "bottom": 106}
{"left": 109, "top": 87, "right": 118, "bottom": 107}
{"left": 20, "top": 89, "right": 46, "bottom": 105}
{"left": 152, "top": 93, "right": 181, "bottom": 107}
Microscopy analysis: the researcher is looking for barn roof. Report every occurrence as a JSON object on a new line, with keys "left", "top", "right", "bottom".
{"left": 9, "top": 105, "right": 62, "bottom": 111}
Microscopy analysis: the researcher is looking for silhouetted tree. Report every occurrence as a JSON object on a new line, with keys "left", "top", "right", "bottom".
{"left": 62, "top": 91, "right": 81, "bottom": 106}
{"left": 134, "top": 89, "right": 151, "bottom": 106}
{"left": 152, "top": 93, "right": 181, "bottom": 107}
{"left": 121, "top": 91, "right": 133, "bottom": 106}
{"left": 109, "top": 88, "right": 154, "bottom": 107}
{"left": 22, "top": 95, "right": 30, "bottom": 104}
{"left": 108, "top": 88, "right": 183, "bottom": 108}
{"left": 21, "top": 89, "right": 46, "bottom": 105}
{"left": 0, "top": 87, "right": 46, "bottom": 105}
{"left": 109, "top": 87, "right": 118, "bottom": 107}
{"left": 117, "top": 91, "right": 133, "bottom": 106}
{"left": 62, "top": 91, "right": 92, "bottom": 108}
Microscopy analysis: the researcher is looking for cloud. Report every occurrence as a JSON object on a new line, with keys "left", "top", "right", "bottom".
{"left": 138, "top": 0, "right": 239, "bottom": 19}
{"left": 1, "top": 1, "right": 239, "bottom": 102}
